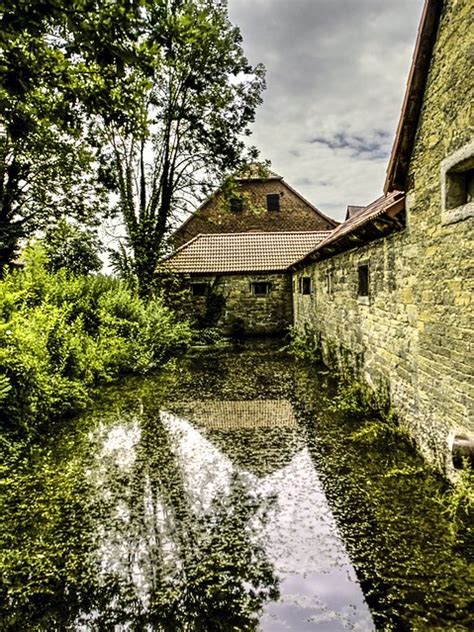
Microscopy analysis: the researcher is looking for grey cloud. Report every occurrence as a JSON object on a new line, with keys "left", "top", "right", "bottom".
{"left": 228, "top": 0, "right": 425, "bottom": 221}
{"left": 309, "top": 131, "right": 390, "bottom": 160}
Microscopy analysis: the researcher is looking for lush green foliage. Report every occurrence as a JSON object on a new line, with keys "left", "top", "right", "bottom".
{"left": 101, "top": 0, "right": 266, "bottom": 293}
{"left": 288, "top": 324, "right": 323, "bottom": 362}
{"left": 0, "top": 243, "right": 191, "bottom": 436}
{"left": 0, "top": 0, "right": 149, "bottom": 267}
{"left": 43, "top": 219, "right": 102, "bottom": 275}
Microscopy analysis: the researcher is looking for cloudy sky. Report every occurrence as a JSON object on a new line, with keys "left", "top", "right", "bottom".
{"left": 228, "top": 0, "right": 424, "bottom": 221}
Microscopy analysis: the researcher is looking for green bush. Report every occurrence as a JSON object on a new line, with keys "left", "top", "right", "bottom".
{"left": 0, "top": 243, "right": 192, "bottom": 436}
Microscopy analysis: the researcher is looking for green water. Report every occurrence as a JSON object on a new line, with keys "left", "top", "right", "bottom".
{"left": 1, "top": 342, "right": 472, "bottom": 631}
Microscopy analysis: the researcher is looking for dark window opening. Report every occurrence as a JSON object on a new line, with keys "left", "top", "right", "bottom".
{"left": 299, "top": 276, "right": 312, "bottom": 295}
{"left": 266, "top": 193, "right": 280, "bottom": 212}
{"left": 251, "top": 281, "right": 271, "bottom": 296}
{"left": 446, "top": 167, "right": 474, "bottom": 209}
{"left": 358, "top": 264, "right": 369, "bottom": 297}
{"left": 326, "top": 270, "right": 334, "bottom": 295}
{"left": 191, "top": 283, "right": 208, "bottom": 297}
{"left": 230, "top": 197, "right": 243, "bottom": 213}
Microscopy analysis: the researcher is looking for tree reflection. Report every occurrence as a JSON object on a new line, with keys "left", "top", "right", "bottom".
{"left": 87, "top": 406, "right": 279, "bottom": 630}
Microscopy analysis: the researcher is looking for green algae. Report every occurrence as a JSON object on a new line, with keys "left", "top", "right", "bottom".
{"left": 0, "top": 341, "right": 472, "bottom": 631}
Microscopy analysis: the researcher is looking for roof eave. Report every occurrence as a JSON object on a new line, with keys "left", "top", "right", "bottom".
{"left": 291, "top": 197, "right": 406, "bottom": 270}
{"left": 384, "top": 0, "right": 444, "bottom": 193}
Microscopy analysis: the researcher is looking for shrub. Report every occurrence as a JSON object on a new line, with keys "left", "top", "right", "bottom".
{"left": 0, "top": 243, "right": 192, "bottom": 436}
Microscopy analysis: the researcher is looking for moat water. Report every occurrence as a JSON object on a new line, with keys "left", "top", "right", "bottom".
{"left": 1, "top": 342, "right": 473, "bottom": 631}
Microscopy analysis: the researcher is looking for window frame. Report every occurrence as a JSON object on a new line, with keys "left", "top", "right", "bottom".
{"left": 326, "top": 270, "right": 334, "bottom": 295}
{"left": 250, "top": 281, "right": 272, "bottom": 297}
{"left": 190, "top": 282, "right": 209, "bottom": 297}
{"left": 441, "top": 140, "right": 474, "bottom": 225}
{"left": 357, "top": 263, "right": 370, "bottom": 302}
{"left": 266, "top": 193, "right": 280, "bottom": 212}
{"left": 229, "top": 196, "right": 243, "bottom": 213}
{"left": 298, "top": 276, "right": 312, "bottom": 295}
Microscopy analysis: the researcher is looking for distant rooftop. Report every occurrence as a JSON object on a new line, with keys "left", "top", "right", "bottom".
{"left": 293, "top": 190, "right": 405, "bottom": 267}
{"left": 235, "top": 163, "right": 282, "bottom": 181}
{"left": 157, "top": 231, "right": 332, "bottom": 274}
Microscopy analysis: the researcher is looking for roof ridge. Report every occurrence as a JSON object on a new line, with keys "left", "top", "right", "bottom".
{"left": 196, "top": 230, "right": 334, "bottom": 238}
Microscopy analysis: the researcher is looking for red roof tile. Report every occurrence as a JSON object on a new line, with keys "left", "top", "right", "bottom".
{"left": 157, "top": 231, "right": 332, "bottom": 274}
{"left": 292, "top": 191, "right": 405, "bottom": 267}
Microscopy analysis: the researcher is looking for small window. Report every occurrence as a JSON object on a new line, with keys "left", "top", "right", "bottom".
{"left": 266, "top": 193, "right": 280, "bottom": 212}
{"left": 445, "top": 168, "right": 474, "bottom": 209}
{"left": 441, "top": 141, "right": 474, "bottom": 225}
{"left": 299, "top": 276, "right": 312, "bottom": 295}
{"left": 326, "top": 270, "right": 334, "bottom": 295}
{"left": 191, "top": 283, "right": 208, "bottom": 297}
{"left": 358, "top": 264, "right": 369, "bottom": 297}
{"left": 230, "top": 197, "right": 243, "bottom": 213}
{"left": 251, "top": 281, "right": 271, "bottom": 296}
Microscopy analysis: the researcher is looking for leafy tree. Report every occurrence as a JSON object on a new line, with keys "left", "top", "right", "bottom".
{"left": 101, "top": 0, "right": 266, "bottom": 293}
{"left": 0, "top": 0, "right": 149, "bottom": 272}
{"left": 43, "top": 220, "right": 102, "bottom": 275}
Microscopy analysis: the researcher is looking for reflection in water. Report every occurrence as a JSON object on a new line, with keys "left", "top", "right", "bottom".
{"left": 83, "top": 407, "right": 279, "bottom": 630}
{"left": 2, "top": 342, "right": 471, "bottom": 630}
{"left": 167, "top": 399, "right": 373, "bottom": 631}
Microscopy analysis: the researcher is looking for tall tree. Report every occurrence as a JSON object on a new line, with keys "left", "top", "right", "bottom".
{"left": 101, "top": 0, "right": 266, "bottom": 293}
{"left": 0, "top": 0, "right": 147, "bottom": 271}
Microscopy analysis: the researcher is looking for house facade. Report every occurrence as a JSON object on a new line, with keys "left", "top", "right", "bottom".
{"left": 157, "top": 231, "right": 330, "bottom": 335}
{"left": 293, "top": 0, "right": 473, "bottom": 473}
{"left": 172, "top": 169, "right": 337, "bottom": 248}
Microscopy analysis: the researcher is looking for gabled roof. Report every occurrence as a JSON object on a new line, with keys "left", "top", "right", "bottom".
{"left": 292, "top": 191, "right": 405, "bottom": 268}
{"left": 171, "top": 168, "right": 338, "bottom": 242}
{"left": 345, "top": 205, "right": 365, "bottom": 220}
{"left": 157, "top": 231, "right": 332, "bottom": 274}
{"left": 385, "top": 0, "right": 444, "bottom": 193}
{"left": 235, "top": 164, "right": 283, "bottom": 181}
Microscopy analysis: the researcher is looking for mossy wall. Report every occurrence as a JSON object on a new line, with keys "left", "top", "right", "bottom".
{"left": 294, "top": 0, "right": 473, "bottom": 474}
{"left": 190, "top": 272, "right": 293, "bottom": 335}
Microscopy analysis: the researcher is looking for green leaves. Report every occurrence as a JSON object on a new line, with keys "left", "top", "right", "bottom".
{"left": 0, "top": 243, "right": 192, "bottom": 435}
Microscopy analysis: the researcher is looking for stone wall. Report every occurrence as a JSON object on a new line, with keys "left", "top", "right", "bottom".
{"left": 174, "top": 179, "right": 334, "bottom": 247}
{"left": 294, "top": 0, "right": 473, "bottom": 474}
{"left": 190, "top": 272, "right": 293, "bottom": 335}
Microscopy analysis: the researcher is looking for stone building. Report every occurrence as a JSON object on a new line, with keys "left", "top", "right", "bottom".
{"left": 293, "top": 0, "right": 473, "bottom": 474}
{"left": 157, "top": 231, "right": 330, "bottom": 335}
{"left": 172, "top": 168, "right": 337, "bottom": 248}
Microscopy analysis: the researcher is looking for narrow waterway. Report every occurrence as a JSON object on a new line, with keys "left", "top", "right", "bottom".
{"left": 1, "top": 342, "right": 472, "bottom": 631}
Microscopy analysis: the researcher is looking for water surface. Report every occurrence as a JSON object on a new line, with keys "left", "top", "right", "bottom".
{"left": 1, "top": 341, "right": 472, "bottom": 630}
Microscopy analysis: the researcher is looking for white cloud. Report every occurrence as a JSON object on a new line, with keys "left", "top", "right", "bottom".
{"left": 228, "top": 0, "right": 424, "bottom": 221}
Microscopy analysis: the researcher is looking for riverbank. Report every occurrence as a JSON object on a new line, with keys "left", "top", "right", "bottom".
{"left": 0, "top": 245, "right": 192, "bottom": 441}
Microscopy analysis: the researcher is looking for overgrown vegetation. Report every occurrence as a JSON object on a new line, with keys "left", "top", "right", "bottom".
{"left": 288, "top": 324, "right": 322, "bottom": 362}
{"left": 0, "top": 243, "right": 192, "bottom": 438}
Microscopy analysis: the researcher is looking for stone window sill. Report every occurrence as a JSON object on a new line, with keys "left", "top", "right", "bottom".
{"left": 357, "top": 295, "right": 370, "bottom": 306}
{"left": 441, "top": 201, "right": 474, "bottom": 226}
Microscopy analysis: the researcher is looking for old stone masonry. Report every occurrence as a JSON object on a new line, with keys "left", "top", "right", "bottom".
{"left": 159, "top": 0, "right": 473, "bottom": 478}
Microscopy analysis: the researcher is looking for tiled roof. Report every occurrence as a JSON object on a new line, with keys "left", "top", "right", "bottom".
{"left": 165, "top": 400, "right": 297, "bottom": 430}
{"left": 293, "top": 191, "right": 405, "bottom": 267}
{"left": 157, "top": 231, "right": 332, "bottom": 274}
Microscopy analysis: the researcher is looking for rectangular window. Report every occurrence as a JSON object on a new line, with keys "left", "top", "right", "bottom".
{"left": 298, "top": 276, "right": 312, "bottom": 295}
{"left": 251, "top": 281, "right": 271, "bottom": 296}
{"left": 358, "top": 264, "right": 369, "bottom": 297}
{"left": 326, "top": 270, "right": 334, "bottom": 295}
{"left": 266, "top": 193, "right": 280, "bottom": 212}
{"left": 230, "top": 197, "right": 243, "bottom": 213}
{"left": 441, "top": 142, "right": 474, "bottom": 224}
{"left": 191, "top": 283, "right": 208, "bottom": 297}
{"left": 445, "top": 167, "right": 474, "bottom": 209}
